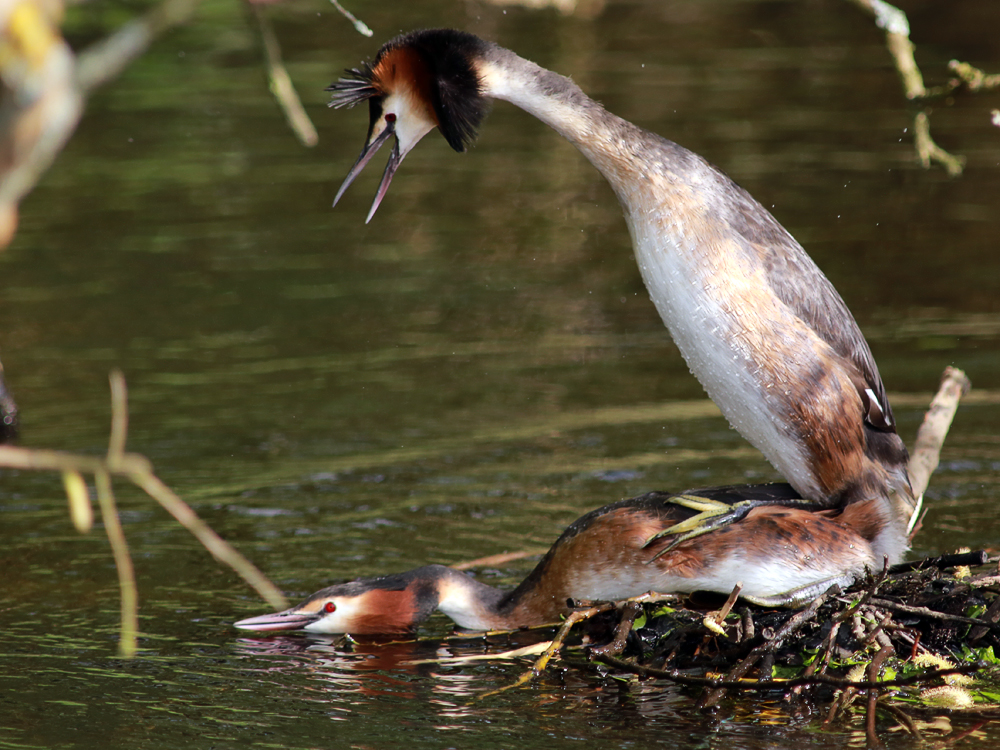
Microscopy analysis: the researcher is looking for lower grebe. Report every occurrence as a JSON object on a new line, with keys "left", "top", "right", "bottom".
{"left": 234, "top": 483, "right": 889, "bottom": 635}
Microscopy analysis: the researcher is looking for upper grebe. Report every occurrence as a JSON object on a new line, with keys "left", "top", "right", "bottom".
{"left": 325, "top": 30, "right": 916, "bottom": 559}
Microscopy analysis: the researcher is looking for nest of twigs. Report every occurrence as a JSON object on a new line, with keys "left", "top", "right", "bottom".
{"left": 558, "top": 550, "right": 1000, "bottom": 746}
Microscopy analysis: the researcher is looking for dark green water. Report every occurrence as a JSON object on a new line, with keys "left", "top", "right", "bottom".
{"left": 2, "top": 0, "right": 999, "bottom": 747}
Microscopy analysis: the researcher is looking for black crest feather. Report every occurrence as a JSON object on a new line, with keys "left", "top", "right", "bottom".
{"left": 326, "top": 61, "right": 378, "bottom": 109}
{"left": 326, "top": 29, "right": 492, "bottom": 152}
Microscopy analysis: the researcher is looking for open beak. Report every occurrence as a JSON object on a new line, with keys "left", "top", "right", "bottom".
{"left": 234, "top": 608, "right": 319, "bottom": 633}
{"left": 333, "top": 121, "right": 406, "bottom": 224}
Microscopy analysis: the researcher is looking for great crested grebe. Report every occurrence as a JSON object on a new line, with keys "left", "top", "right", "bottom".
{"left": 235, "top": 484, "right": 884, "bottom": 634}
{"left": 325, "top": 30, "right": 917, "bottom": 559}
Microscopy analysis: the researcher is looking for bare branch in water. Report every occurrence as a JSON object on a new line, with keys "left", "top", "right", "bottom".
{"left": 0, "top": 374, "right": 288, "bottom": 656}
{"left": 95, "top": 469, "right": 139, "bottom": 657}
{"left": 907, "top": 366, "right": 971, "bottom": 499}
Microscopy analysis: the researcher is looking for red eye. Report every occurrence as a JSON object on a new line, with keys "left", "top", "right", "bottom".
{"left": 385, "top": 113, "right": 396, "bottom": 123}
{"left": 324, "top": 601, "right": 337, "bottom": 614}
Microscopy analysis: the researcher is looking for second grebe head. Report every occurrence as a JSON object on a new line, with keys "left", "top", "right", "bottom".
{"left": 234, "top": 566, "right": 445, "bottom": 635}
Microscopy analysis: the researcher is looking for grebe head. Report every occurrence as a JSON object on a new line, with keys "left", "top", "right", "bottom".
{"left": 234, "top": 566, "right": 445, "bottom": 635}
{"left": 328, "top": 29, "right": 490, "bottom": 222}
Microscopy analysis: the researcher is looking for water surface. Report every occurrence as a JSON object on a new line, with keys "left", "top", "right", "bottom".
{"left": 2, "top": 0, "right": 999, "bottom": 747}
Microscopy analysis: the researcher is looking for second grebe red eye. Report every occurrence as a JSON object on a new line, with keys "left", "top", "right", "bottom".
{"left": 385, "top": 113, "right": 396, "bottom": 123}
{"left": 324, "top": 601, "right": 337, "bottom": 614}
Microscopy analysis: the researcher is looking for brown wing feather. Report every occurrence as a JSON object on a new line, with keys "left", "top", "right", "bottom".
{"left": 717, "top": 176, "right": 896, "bottom": 434}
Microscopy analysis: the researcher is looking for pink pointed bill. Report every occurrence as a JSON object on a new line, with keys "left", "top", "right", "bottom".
{"left": 332, "top": 124, "right": 395, "bottom": 209}
{"left": 234, "top": 609, "right": 319, "bottom": 633}
{"left": 365, "top": 140, "right": 404, "bottom": 224}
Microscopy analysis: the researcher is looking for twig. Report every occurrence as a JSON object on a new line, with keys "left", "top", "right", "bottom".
{"left": 948, "top": 60, "right": 1000, "bottom": 93}
{"left": 588, "top": 600, "right": 644, "bottom": 658}
{"left": 864, "top": 597, "right": 1000, "bottom": 630}
{"left": 844, "top": 0, "right": 924, "bottom": 97}
{"left": 595, "top": 655, "right": 979, "bottom": 692}
{"left": 797, "top": 570, "right": 889, "bottom": 691}
{"left": 740, "top": 607, "right": 754, "bottom": 643}
{"left": 0, "top": 376, "right": 287, "bottom": 628}
{"left": 0, "top": 446, "right": 285, "bottom": 609}
{"left": 907, "top": 367, "right": 971, "bottom": 498}
{"left": 451, "top": 548, "right": 548, "bottom": 571}
{"left": 480, "top": 602, "right": 615, "bottom": 698}
{"left": 889, "top": 550, "right": 989, "bottom": 574}
{"left": 913, "top": 112, "right": 965, "bottom": 177}
{"left": 699, "top": 585, "right": 836, "bottom": 707}
{"left": 702, "top": 582, "right": 742, "bottom": 636}
{"left": 860, "top": 610, "right": 894, "bottom": 648}
{"left": 94, "top": 469, "right": 139, "bottom": 657}
{"left": 844, "top": 0, "right": 966, "bottom": 175}
{"left": 865, "top": 640, "right": 894, "bottom": 750}
{"left": 108, "top": 370, "right": 128, "bottom": 465}
{"left": 248, "top": 2, "right": 318, "bottom": 148}
{"left": 75, "top": 0, "right": 202, "bottom": 93}
{"left": 328, "top": 0, "right": 372, "bottom": 37}
{"left": 843, "top": 562, "right": 890, "bottom": 619}
{"left": 128, "top": 470, "right": 285, "bottom": 608}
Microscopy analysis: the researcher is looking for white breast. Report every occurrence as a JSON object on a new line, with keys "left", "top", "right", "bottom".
{"left": 624, "top": 204, "right": 824, "bottom": 500}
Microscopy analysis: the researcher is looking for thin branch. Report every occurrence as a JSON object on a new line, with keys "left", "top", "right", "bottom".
{"left": 948, "top": 60, "right": 1000, "bottom": 93}
{"left": 913, "top": 112, "right": 965, "bottom": 177}
{"left": 588, "top": 600, "right": 644, "bottom": 659}
{"left": 95, "top": 469, "right": 139, "bottom": 658}
{"left": 865, "top": 597, "right": 1000, "bottom": 630}
{"left": 845, "top": 0, "right": 924, "bottom": 98}
{"left": 595, "top": 654, "right": 980, "bottom": 692}
{"left": 890, "top": 549, "right": 988, "bottom": 574}
{"left": 844, "top": 0, "right": 966, "bottom": 175}
{"left": 865, "top": 639, "right": 894, "bottom": 750}
{"left": 451, "top": 548, "right": 548, "bottom": 570}
{"left": 0, "top": 374, "right": 288, "bottom": 616}
{"left": 908, "top": 366, "right": 972, "bottom": 498}
{"left": 328, "top": 0, "right": 372, "bottom": 37}
{"left": 699, "top": 585, "right": 836, "bottom": 708}
{"left": 75, "top": 0, "right": 203, "bottom": 94}
{"left": 129, "top": 470, "right": 286, "bottom": 609}
{"left": 248, "top": 2, "right": 318, "bottom": 148}
{"left": 108, "top": 370, "right": 128, "bottom": 466}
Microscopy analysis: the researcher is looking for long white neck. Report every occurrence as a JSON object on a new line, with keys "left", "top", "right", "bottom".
{"left": 474, "top": 47, "right": 819, "bottom": 492}
{"left": 475, "top": 46, "right": 647, "bottom": 192}
{"left": 472, "top": 44, "right": 911, "bottom": 517}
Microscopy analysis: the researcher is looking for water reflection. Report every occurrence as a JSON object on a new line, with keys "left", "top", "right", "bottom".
{"left": 232, "top": 628, "right": 564, "bottom": 729}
